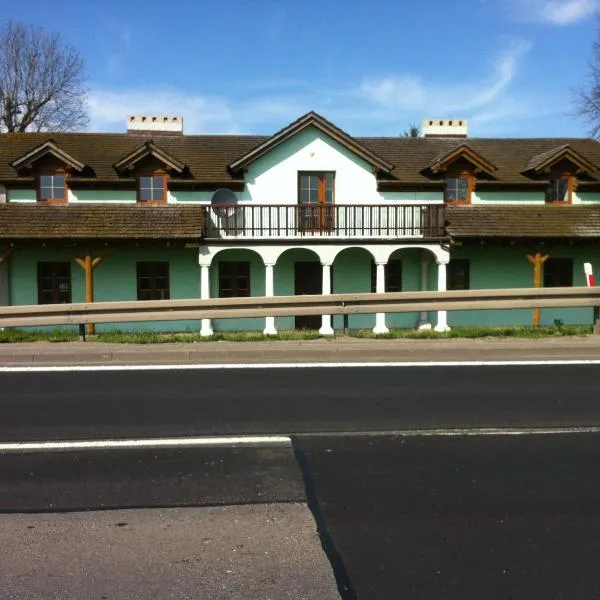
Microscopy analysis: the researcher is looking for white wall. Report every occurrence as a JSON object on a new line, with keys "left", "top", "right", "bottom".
{"left": 243, "top": 126, "right": 442, "bottom": 205}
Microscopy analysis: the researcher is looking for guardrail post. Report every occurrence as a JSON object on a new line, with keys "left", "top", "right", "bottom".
{"left": 78, "top": 323, "right": 86, "bottom": 342}
{"left": 594, "top": 306, "right": 600, "bottom": 334}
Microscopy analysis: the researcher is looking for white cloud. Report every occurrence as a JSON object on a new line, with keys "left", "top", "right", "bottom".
{"left": 86, "top": 39, "right": 573, "bottom": 137}
{"left": 358, "top": 40, "right": 531, "bottom": 116}
{"left": 507, "top": 0, "right": 598, "bottom": 24}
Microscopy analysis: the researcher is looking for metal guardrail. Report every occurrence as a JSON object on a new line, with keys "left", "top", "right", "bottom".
{"left": 0, "top": 287, "right": 598, "bottom": 328}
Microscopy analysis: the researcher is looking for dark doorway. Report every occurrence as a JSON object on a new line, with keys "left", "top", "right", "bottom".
{"left": 294, "top": 261, "right": 322, "bottom": 330}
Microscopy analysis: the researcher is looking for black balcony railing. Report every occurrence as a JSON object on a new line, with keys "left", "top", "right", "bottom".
{"left": 203, "top": 204, "right": 445, "bottom": 239}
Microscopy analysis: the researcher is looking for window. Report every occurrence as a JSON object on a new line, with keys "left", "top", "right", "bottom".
{"left": 545, "top": 177, "right": 572, "bottom": 203}
{"left": 448, "top": 259, "right": 470, "bottom": 290}
{"left": 219, "top": 261, "right": 250, "bottom": 297}
{"left": 136, "top": 262, "right": 170, "bottom": 300}
{"left": 544, "top": 258, "right": 573, "bottom": 287}
{"left": 37, "top": 262, "right": 71, "bottom": 304}
{"left": 445, "top": 176, "right": 471, "bottom": 203}
{"left": 370, "top": 260, "right": 402, "bottom": 293}
{"left": 39, "top": 174, "right": 66, "bottom": 202}
{"left": 139, "top": 174, "right": 167, "bottom": 202}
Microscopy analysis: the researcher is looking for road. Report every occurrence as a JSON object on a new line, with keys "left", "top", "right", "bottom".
{"left": 1, "top": 364, "right": 600, "bottom": 441}
{"left": 2, "top": 363, "right": 600, "bottom": 598}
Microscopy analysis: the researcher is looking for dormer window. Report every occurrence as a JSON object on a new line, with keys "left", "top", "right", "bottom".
{"left": 39, "top": 173, "right": 67, "bottom": 203}
{"left": 139, "top": 174, "right": 167, "bottom": 203}
{"left": 545, "top": 176, "right": 573, "bottom": 203}
{"left": 445, "top": 175, "right": 472, "bottom": 204}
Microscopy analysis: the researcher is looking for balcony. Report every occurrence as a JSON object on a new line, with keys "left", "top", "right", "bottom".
{"left": 203, "top": 204, "right": 445, "bottom": 240}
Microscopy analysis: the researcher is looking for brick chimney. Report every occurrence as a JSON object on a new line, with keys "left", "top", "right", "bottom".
{"left": 127, "top": 115, "right": 184, "bottom": 135}
{"left": 422, "top": 119, "right": 468, "bottom": 138}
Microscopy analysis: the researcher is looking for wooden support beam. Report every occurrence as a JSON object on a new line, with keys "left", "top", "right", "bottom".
{"left": 526, "top": 251, "right": 550, "bottom": 326}
{"left": 75, "top": 252, "right": 107, "bottom": 335}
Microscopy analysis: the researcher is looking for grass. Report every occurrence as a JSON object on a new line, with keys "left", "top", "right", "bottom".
{"left": 352, "top": 324, "right": 593, "bottom": 339}
{"left": 0, "top": 328, "right": 79, "bottom": 343}
{"left": 0, "top": 324, "right": 594, "bottom": 343}
{"left": 93, "top": 329, "right": 327, "bottom": 344}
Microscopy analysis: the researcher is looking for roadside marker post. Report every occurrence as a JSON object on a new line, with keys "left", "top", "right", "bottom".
{"left": 584, "top": 263, "right": 600, "bottom": 333}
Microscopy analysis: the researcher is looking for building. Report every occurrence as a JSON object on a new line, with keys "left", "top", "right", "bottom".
{"left": 0, "top": 112, "right": 599, "bottom": 333}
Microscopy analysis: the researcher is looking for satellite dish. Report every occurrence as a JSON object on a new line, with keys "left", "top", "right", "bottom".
{"left": 211, "top": 188, "right": 237, "bottom": 218}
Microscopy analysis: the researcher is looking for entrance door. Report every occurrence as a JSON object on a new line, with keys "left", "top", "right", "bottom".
{"left": 294, "top": 261, "right": 322, "bottom": 330}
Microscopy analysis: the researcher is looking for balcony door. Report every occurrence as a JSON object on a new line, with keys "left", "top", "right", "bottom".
{"left": 298, "top": 172, "right": 335, "bottom": 232}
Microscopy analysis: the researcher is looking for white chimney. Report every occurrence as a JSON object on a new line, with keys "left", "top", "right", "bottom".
{"left": 422, "top": 118, "right": 468, "bottom": 138}
{"left": 127, "top": 115, "right": 184, "bottom": 135}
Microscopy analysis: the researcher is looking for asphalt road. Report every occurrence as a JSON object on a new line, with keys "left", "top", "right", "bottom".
{"left": 295, "top": 433, "right": 600, "bottom": 600}
{"left": 3, "top": 364, "right": 600, "bottom": 599}
{"left": 1, "top": 364, "right": 600, "bottom": 441}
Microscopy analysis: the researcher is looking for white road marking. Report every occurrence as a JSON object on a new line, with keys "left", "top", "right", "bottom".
{"left": 1, "top": 359, "right": 600, "bottom": 372}
{"left": 0, "top": 435, "right": 292, "bottom": 453}
{"left": 293, "top": 426, "right": 600, "bottom": 438}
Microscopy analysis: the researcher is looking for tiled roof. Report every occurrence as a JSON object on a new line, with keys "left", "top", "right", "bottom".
{"left": 0, "top": 204, "right": 204, "bottom": 240}
{"left": 445, "top": 205, "right": 600, "bottom": 239}
{"left": 0, "top": 129, "right": 599, "bottom": 185}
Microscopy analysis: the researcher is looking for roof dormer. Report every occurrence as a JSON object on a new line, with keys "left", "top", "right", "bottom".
{"left": 426, "top": 143, "right": 497, "bottom": 178}
{"left": 10, "top": 139, "right": 85, "bottom": 174}
{"left": 523, "top": 144, "right": 599, "bottom": 178}
{"left": 113, "top": 141, "right": 186, "bottom": 175}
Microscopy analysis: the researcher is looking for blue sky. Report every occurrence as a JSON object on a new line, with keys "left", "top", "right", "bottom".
{"left": 1, "top": 0, "right": 599, "bottom": 137}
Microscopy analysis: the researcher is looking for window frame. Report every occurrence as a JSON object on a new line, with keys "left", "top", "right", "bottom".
{"left": 545, "top": 175, "right": 574, "bottom": 204}
{"left": 444, "top": 173, "right": 473, "bottom": 205}
{"left": 448, "top": 258, "right": 471, "bottom": 291}
{"left": 219, "top": 261, "right": 251, "bottom": 298}
{"left": 37, "top": 261, "right": 72, "bottom": 304}
{"left": 543, "top": 257, "right": 573, "bottom": 288}
{"left": 136, "top": 261, "right": 170, "bottom": 300}
{"left": 370, "top": 259, "right": 402, "bottom": 293}
{"left": 37, "top": 171, "right": 68, "bottom": 204}
{"left": 138, "top": 171, "right": 168, "bottom": 204}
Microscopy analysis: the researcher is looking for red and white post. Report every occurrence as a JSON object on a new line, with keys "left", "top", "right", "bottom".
{"left": 584, "top": 263, "right": 600, "bottom": 333}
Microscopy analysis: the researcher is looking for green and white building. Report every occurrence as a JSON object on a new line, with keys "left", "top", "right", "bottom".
{"left": 1, "top": 112, "right": 599, "bottom": 333}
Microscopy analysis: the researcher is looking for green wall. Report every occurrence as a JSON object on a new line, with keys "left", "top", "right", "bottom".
{"left": 448, "top": 245, "right": 599, "bottom": 327}
{"left": 10, "top": 247, "right": 201, "bottom": 331}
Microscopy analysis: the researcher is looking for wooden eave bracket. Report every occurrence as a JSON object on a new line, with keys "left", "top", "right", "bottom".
{"left": 113, "top": 141, "right": 186, "bottom": 174}
{"left": 228, "top": 111, "right": 394, "bottom": 174}
{"left": 10, "top": 140, "right": 85, "bottom": 172}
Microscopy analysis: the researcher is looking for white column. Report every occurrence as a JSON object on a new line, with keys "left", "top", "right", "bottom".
{"left": 263, "top": 263, "right": 277, "bottom": 336}
{"left": 200, "top": 263, "right": 214, "bottom": 337}
{"left": 373, "top": 262, "right": 389, "bottom": 335}
{"left": 319, "top": 263, "right": 334, "bottom": 335}
{"left": 434, "top": 260, "right": 450, "bottom": 332}
{"left": 418, "top": 252, "right": 432, "bottom": 330}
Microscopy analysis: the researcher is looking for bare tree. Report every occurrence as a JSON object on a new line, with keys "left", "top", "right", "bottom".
{"left": 576, "top": 19, "right": 600, "bottom": 139}
{"left": 0, "top": 20, "right": 88, "bottom": 132}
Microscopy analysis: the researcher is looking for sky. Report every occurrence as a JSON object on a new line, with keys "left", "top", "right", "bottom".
{"left": 1, "top": 0, "right": 599, "bottom": 138}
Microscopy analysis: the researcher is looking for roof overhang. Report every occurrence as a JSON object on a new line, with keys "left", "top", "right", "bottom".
{"left": 427, "top": 144, "right": 497, "bottom": 177}
{"left": 114, "top": 141, "right": 186, "bottom": 174}
{"left": 228, "top": 111, "right": 394, "bottom": 174}
{"left": 524, "top": 144, "right": 599, "bottom": 176}
{"left": 10, "top": 140, "right": 85, "bottom": 171}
